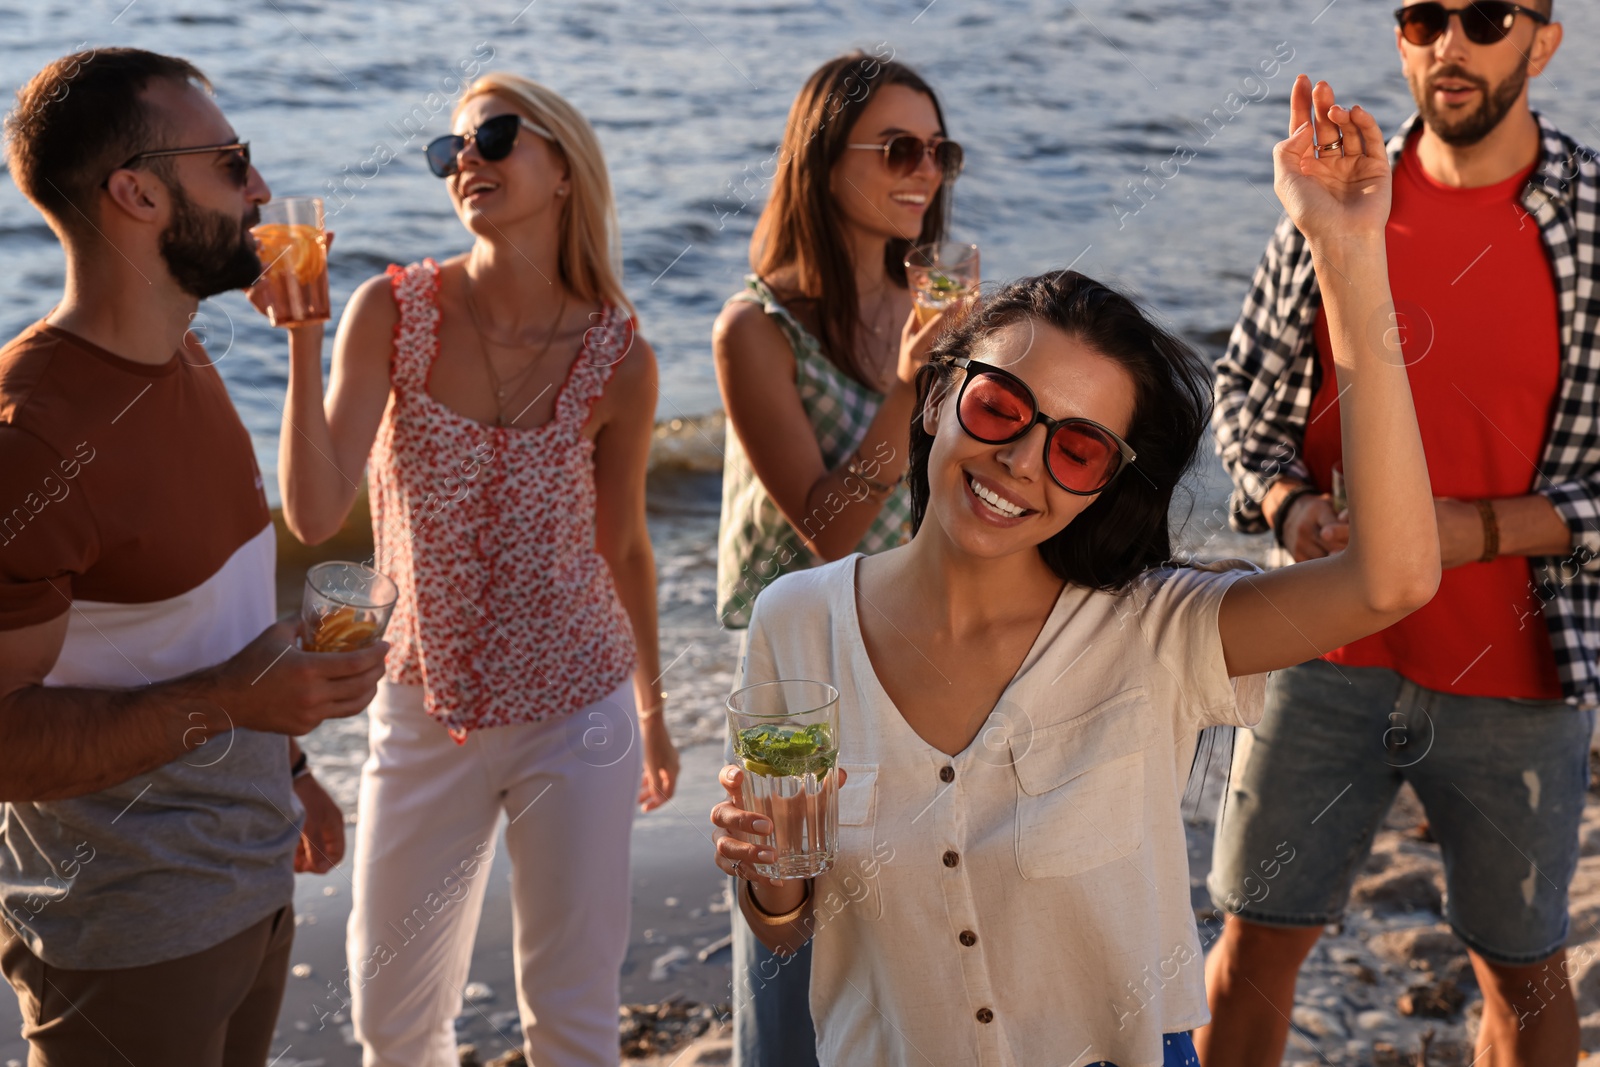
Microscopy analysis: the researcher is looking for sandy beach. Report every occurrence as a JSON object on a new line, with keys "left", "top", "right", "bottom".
{"left": 261, "top": 740, "right": 739, "bottom": 1067}
{"left": 0, "top": 745, "right": 736, "bottom": 1067}
{"left": 16, "top": 740, "right": 1600, "bottom": 1065}
{"left": 7, "top": 418, "right": 1600, "bottom": 1066}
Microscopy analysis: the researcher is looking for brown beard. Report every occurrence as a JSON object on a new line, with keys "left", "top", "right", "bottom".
{"left": 159, "top": 182, "right": 263, "bottom": 299}
{"left": 1408, "top": 59, "right": 1529, "bottom": 148}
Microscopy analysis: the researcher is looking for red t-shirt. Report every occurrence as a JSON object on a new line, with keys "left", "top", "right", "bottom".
{"left": 1302, "top": 131, "right": 1562, "bottom": 699}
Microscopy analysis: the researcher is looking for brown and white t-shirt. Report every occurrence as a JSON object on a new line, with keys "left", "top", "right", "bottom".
{"left": 0, "top": 321, "right": 300, "bottom": 970}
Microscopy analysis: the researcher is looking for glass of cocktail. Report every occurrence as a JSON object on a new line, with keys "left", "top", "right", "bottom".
{"left": 252, "top": 197, "right": 330, "bottom": 327}
{"left": 301, "top": 561, "right": 398, "bottom": 652}
{"left": 904, "top": 241, "right": 980, "bottom": 327}
{"left": 728, "top": 680, "right": 840, "bottom": 880}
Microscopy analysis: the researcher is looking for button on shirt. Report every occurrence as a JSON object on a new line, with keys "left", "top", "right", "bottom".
{"left": 739, "top": 555, "right": 1267, "bottom": 1067}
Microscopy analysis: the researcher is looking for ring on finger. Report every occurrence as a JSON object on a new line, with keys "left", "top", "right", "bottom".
{"left": 1315, "top": 137, "right": 1344, "bottom": 153}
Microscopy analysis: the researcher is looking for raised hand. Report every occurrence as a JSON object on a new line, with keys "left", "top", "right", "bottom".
{"left": 1273, "top": 75, "right": 1391, "bottom": 246}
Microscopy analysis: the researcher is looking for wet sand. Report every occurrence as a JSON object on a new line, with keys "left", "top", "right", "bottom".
{"left": 265, "top": 741, "right": 735, "bottom": 1066}
{"left": 0, "top": 742, "right": 734, "bottom": 1067}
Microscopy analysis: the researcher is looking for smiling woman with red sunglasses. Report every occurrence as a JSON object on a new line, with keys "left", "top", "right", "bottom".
{"left": 710, "top": 75, "right": 1442, "bottom": 1066}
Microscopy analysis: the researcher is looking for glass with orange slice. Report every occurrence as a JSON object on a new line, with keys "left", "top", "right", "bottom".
{"left": 252, "top": 197, "right": 330, "bottom": 327}
{"left": 301, "top": 561, "right": 398, "bottom": 653}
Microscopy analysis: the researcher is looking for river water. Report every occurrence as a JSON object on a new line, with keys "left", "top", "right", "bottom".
{"left": 6, "top": 0, "right": 1600, "bottom": 787}
{"left": 4, "top": 0, "right": 1600, "bottom": 820}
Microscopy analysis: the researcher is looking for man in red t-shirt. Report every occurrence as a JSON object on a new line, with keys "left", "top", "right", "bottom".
{"left": 0, "top": 51, "right": 388, "bottom": 1066}
{"left": 1203, "top": 3, "right": 1596, "bottom": 1064}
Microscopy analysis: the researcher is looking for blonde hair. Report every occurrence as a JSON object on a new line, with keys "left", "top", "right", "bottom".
{"left": 456, "top": 73, "right": 633, "bottom": 318}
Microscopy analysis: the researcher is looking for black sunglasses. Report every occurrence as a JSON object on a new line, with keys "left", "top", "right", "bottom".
{"left": 425, "top": 113, "right": 557, "bottom": 178}
{"left": 1394, "top": 2, "right": 1548, "bottom": 46}
{"left": 950, "top": 357, "right": 1136, "bottom": 496}
{"left": 845, "top": 135, "right": 964, "bottom": 180}
{"left": 104, "top": 140, "right": 251, "bottom": 189}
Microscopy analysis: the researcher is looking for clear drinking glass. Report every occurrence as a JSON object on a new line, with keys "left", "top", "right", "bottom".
{"left": 301, "top": 561, "right": 398, "bottom": 652}
{"left": 252, "top": 197, "right": 330, "bottom": 327}
{"left": 728, "top": 679, "right": 841, "bottom": 880}
{"left": 904, "top": 241, "right": 980, "bottom": 327}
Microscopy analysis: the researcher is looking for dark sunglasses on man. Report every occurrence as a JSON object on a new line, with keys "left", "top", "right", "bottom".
{"left": 845, "top": 134, "right": 964, "bottom": 181}
{"left": 1394, "top": 1, "right": 1549, "bottom": 47}
{"left": 424, "top": 113, "right": 557, "bottom": 179}
{"left": 102, "top": 141, "right": 252, "bottom": 189}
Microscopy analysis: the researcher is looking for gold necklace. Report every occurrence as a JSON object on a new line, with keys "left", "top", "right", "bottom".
{"left": 465, "top": 282, "right": 568, "bottom": 427}
{"left": 858, "top": 283, "right": 892, "bottom": 337}
{"left": 856, "top": 287, "right": 899, "bottom": 390}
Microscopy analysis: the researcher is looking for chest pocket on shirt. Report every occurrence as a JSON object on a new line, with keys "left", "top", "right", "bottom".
{"left": 1010, "top": 689, "right": 1155, "bottom": 880}
{"left": 818, "top": 762, "right": 883, "bottom": 921}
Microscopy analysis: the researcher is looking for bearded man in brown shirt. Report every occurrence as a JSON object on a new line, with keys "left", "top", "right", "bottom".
{"left": 0, "top": 49, "right": 388, "bottom": 1067}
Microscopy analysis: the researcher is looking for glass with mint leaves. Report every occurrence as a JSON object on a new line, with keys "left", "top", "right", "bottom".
{"left": 728, "top": 679, "right": 841, "bottom": 880}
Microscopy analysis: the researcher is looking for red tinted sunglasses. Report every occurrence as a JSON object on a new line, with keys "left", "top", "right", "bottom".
{"left": 952, "top": 358, "right": 1136, "bottom": 495}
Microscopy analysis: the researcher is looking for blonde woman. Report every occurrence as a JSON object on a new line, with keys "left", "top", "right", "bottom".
{"left": 264, "top": 73, "right": 678, "bottom": 1066}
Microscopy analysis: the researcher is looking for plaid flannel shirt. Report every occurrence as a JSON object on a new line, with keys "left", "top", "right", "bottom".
{"left": 1213, "top": 112, "right": 1600, "bottom": 707}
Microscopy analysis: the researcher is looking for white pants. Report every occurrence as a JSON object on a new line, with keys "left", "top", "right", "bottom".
{"left": 348, "top": 680, "right": 641, "bottom": 1067}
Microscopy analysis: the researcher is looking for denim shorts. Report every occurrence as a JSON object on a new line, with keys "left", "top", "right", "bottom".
{"left": 1208, "top": 659, "right": 1593, "bottom": 965}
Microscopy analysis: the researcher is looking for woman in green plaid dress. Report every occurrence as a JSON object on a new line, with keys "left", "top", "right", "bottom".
{"left": 710, "top": 51, "right": 963, "bottom": 1066}
{"left": 714, "top": 50, "right": 962, "bottom": 629}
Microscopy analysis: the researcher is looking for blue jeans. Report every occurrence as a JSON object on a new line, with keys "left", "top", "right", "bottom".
{"left": 1090, "top": 1032, "right": 1199, "bottom": 1066}
{"left": 731, "top": 888, "right": 818, "bottom": 1067}
{"left": 1210, "top": 659, "right": 1592, "bottom": 964}
{"left": 727, "top": 690, "right": 818, "bottom": 1067}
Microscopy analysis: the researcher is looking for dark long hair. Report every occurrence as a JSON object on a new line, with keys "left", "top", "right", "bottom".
{"left": 750, "top": 51, "right": 953, "bottom": 386}
{"left": 908, "top": 272, "right": 1212, "bottom": 590}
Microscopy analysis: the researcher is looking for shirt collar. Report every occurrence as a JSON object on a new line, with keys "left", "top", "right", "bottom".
{"left": 1385, "top": 109, "right": 1583, "bottom": 211}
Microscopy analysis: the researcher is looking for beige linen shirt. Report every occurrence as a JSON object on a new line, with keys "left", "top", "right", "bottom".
{"left": 740, "top": 554, "right": 1267, "bottom": 1067}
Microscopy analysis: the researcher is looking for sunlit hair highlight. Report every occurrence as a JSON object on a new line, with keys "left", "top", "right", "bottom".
{"left": 456, "top": 73, "right": 633, "bottom": 318}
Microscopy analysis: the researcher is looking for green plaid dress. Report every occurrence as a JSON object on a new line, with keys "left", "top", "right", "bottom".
{"left": 717, "top": 276, "right": 914, "bottom": 629}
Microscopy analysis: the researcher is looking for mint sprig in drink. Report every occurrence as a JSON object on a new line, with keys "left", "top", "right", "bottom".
{"left": 728, "top": 681, "right": 841, "bottom": 880}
